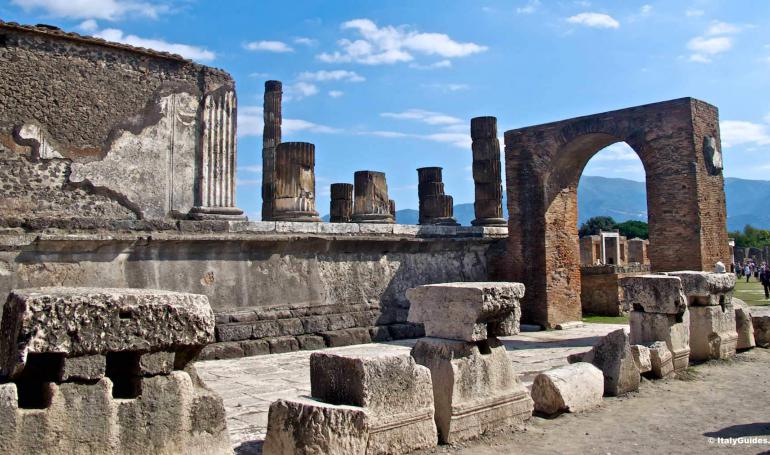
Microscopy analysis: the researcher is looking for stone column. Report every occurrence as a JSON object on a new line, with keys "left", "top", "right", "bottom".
{"left": 262, "top": 80, "right": 282, "bottom": 221}
{"left": 352, "top": 171, "right": 394, "bottom": 224}
{"left": 417, "top": 167, "right": 458, "bottom": 226}
{"left": 330, "top": 183, "right": 353, "bottom": 223}
{"left": 389, "top": 199, "right": 396, "bottom": 218}
{"left": 189, "top": 88, "right": 246, "bottom": 220}
{"left": 470, "top": 117, "right": 505, "bottom": 226}
{"left": 272, "top": 142, "right": 320, "bottom": 222}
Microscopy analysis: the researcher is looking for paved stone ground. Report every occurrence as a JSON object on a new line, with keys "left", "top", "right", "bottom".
{"left": 196, "top": 323, "right": 623, "bottom": 453}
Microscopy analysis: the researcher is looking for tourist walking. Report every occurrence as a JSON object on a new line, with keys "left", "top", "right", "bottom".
{"left": 761, "top": 265, "right": 770, "bottom": 300}
{"left": 745, "top": 263, "right": 752, "bottom": 283}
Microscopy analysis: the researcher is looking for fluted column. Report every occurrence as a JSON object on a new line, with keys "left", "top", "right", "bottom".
{"left": 417, "top": 167, "right": 458, "bottom": 225}
{"left": 471, "top": 116, "right": 506, "bottom": 226}
{"left": 352, "top": 171, "right": 394, "bottom": 224}
{"left": 189, "top": 88, "right": 245, "bottom": 220}
{"left": 330, "top": 183, "right": 353, "bottom": 223}
{"left": 272, "top": 142, "right": 320, "bottom": 222}
{"left": 262, "top": 80, "right": 282, "bottom": 221}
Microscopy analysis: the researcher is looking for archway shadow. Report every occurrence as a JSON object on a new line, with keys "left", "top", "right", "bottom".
{"left": 704, "top": 422, "right": 770, "bottom": 438}
{"left": 501, "top": 335, "right": 605, "bottom": 351}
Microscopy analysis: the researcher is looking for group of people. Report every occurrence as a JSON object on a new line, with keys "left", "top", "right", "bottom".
{"left": 735, "top": 261, "right": 770, "bottom": 299}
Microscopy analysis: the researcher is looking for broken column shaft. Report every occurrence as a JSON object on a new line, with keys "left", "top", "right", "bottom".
{"left": 470, "top": 116, "right": 506, "bottom": 227}
{"left": 417, "top": 167, "right": 458, "bottom": 226}
{"left": 262, "top": 80, "right": 282, "bottom": 221}
{"left": 272, "top": 142, "right": 320, "bottom": 222}
{"left": 352, "top": 171, "right": 394, "bottom": 224}
{"left": 329, "top": 183, "right": 353, "bottom": 223}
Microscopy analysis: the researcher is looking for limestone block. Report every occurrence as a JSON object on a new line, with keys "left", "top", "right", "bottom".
{"left": 411, "top": 337, "right": 533, "bottom": 443}
{"left": 667, "top": 271, "right": 735, "bottom": 306}
{"left": 689, "top": 304, "right": 738, "bottom": 361}
{"left": 619, "top": 275, "right": 687, "bottom": 314}
{"left": 487, "top": 307, "right": 521, "bottom": 337}
{"left": 647, "top": 341, "right": 675, "bottom": 379}
{"left": 1, "top": 288, "right": 215, "bottom": 378}
{"left": 629, "top": 309, "right": 691, "bottom": 372}
{"left": 406, "top": 282, "right": 525, "bottom": 342}
{"left": 262, "top": 397, "right": 369, "bottom": 455}
{"left": 531, "top": 363, "right": 604, "bottom": 416}
{"left": 630, "top": 345, "right": 652, "bottom": 374}
{"left": 59, "top": 354, "right": 106, "bottom": 381}
{"left": 582, "top": 329, "right": 640, "bottom": 396}
{"left": 137, "top": 351, "right": 175, "bottom": 376}
{"left": 309, "top": 348, "right": 438, "bottom": 453}
{"left": 733, "top": 298, "right": 755, "bottom": 350}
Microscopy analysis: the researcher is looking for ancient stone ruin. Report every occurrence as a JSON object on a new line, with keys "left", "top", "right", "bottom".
{"left": 417, "top": 167, "right": 458, "bottom": 226}
{"left": 470, "top": 117, "right": 506, "bottom": 227}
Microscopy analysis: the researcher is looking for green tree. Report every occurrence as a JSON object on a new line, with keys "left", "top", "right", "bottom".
{"left": 730, "top": 225, "right": 770, "bottom": 248}
{"left": 578, "top": 216, "right": 617, "bottom": 237}
{"left": 616, "top": 220, "right": 649, "bottom": 239}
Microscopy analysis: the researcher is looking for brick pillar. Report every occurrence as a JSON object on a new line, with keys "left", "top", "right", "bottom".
{"left": 417, "top": 167, "right": 458, "bottom": 226}
{"left": 262, "top": 80, "right": 282, "bottom": 221}
{"left": 272, "top": 142, "right": 320, "bottom": 222}
{"left": 389, "top": 199, "right": 396, "bottom": 219}
{"left": 352, "top": 171, "right": 394, "bottom": 224}
{"left": 471, "top": 117, "right": 506, "bottom": 227}
{"left": 330, "top": 183, "right": 353, "bottom": 223}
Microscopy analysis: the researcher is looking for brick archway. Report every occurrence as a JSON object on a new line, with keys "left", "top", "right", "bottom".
{"left": 503, "top": 98, "right": 729, "bottom": 328}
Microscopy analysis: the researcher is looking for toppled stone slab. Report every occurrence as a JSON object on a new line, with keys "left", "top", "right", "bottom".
{"left": 629, "top": 309, "right": 691, "bottom": 373}
{"left": 733, "top": 298, "right": 755, "bottom": 350}
{"left": 531, "top": 363, "right": 604, "bottom": 416}
{"left": 1, "top": 287, "right": 215, "bottom": 378}
{"left": 647, "top": 341, "right": 675, "bottom": 379}
{"left": 750, "top": 307, "right": 770, "bottom": 348}
{"left": 406, "top": 282, "right": 525, "bottom": 342}
{"left": 620, "top": 275, "right": 687, "bottom": 314}
{"left": 666, "top": 271, "right": 735, "bottom": 306}
{"left": 411, "top": 337, "right": 533, "bottom": 443}
{"left": 554, "top": 321, "right": 587, "bottom": 330}
{"left": 689, "top": 304, "right": 737, "bottom": 361}
{"left": 631, "top": 345, "right": 652, "bottom": 374}
{"left": 581, "top": 329, "right": 640, "bottom": 396}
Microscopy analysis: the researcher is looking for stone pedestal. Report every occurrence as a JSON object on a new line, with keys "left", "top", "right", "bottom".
{"left": 262, "top": 80, "right": 282, "bottom": 221}
{"left": 410, "top": 337, "right": 532, "bottom": 443}
{"left": 470, "top": 117, "right": 505, "bottom": 227}
{"left": 330, "top": 183, "right": 353, "bottom": 223}
{"left": 352, "top": 171, "right": 394, "bottom": 224}
{"left": 272, "top": 142, "right": 320, "bottom": 222}
{"left": 733, "top": 298, "right": 756, "bottom": 350}
{"left": 417, "top": 167, "right": 458, "bottom": 226}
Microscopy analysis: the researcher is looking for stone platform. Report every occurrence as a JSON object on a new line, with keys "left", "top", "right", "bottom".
{"left": 196, "top": 323, "right": 624, "bottom": 452}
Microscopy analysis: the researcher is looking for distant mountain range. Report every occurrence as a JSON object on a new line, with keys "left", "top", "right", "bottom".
{"left": 324, "top": 176, "right": 770, "bottom": 231}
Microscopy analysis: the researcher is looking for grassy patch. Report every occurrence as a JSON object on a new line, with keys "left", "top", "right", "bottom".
{"left": 583, "top": 314, "right": 629, "bottom": 324}
{"left": 734, "top": 279, "right": 769, "bottom": 307}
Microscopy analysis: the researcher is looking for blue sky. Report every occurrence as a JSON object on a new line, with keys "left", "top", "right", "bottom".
{"left": 3, "top": 0, "right": 770, "bottom": 220}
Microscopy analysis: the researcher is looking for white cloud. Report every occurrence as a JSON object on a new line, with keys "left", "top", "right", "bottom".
{"left": 764, "top": 112, "right": 770, "bottom": 124}
{"left": 241, "top": 165, "right": 263, "bottom": 174}
{"left": 706, "top": 21, "right": 742, "bottom": 35}
{"left": 516, "top": 0, "right": 540, "bottom": 14}
{"left": 238, "top": 106, "right": 340, "bottom": 138}
{"left": 640, "top": 4, "right": 652, "bottom": 15}
{"left": 409, "top": 60, "right": 452, "bottom": 70}
{"left": 687, "top": 36, "right": 732, "bottom": 55}
{"left": 95, "top": 28, "right": 215, "bottom": 61}
{"left": 298, "top": 70, "right": 365, "bottom": 82}
{"left": 591, "top": 142, "right": 638, "bottom": 161}
{"left": 317, "top": 18, "right": 487, "bottom": 65}
{"left": 423, "top": 83, "right": 469, "bottom": 92}
{"left": 248, "top": 72, "right": 271, "bottom": 78}
{"left": 360, "top": 130, "right": 470, "bottom": 148}
{"left": 294, "top": 37, "right": 318, "bottom": 46}
{"left": 328, "top": 90, "right": 344, "bottom": 98}
{"left": 285, "top": 82, "right": 319, "bottom": 100}
{"left": 689, "top": 54, "right": 712, "bottom": 63}
{"left": 78, "top": 19, "right": 98, "bottom": 32}
{"left": 11, "top": 0, "right": 167, "bottom": 20}
{"left": 236, "top": 178, "right": 260, "bottom": 187}
{"left": 720, "top": 120, "right": 770, "bottom": 148}
{"left": 381, "top": 109, "right": 463, "bottom": 126}
{"left": 686, "top": 9, "right": 705, "bottom": 17}
{"left": 567, "top": 12, "right": 620, "bottom": 29}
{"left": 244, "top": 40, "right": 294, "bottom": 53}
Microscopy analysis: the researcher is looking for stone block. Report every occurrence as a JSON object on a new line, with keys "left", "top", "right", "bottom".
{"left": 411, "top": 337, "right": 533, "bottom": 443}
{"left": 406, "top": 282, "right": 525, "bottom": 342}
{"left": 275, "top": 221, "right": 320, "bottom": 233}
{"left": 137, "top": 351, "right": 175, "bottom": 376}
{"left": 667, "top": 271, "right": 735, "bottom": 306}
{"left": 582, "top": 329, "right": 640, "bottom": 396}
{"left": 631, "top": 345, "right": 652, "bottom": 374}
{"left": 239, "top": 339, "right": 270, "bottom": 357}
{"left": 554, "top": 321, "right": 586, "bottom": 330}
{"left": 251, "top": 320, "right": 281, "bottom": 339}
{"left": 488, "top": 307, "right": 521, "bottom": 336}
{"left": 629, "top": 309, "right": 691, "bottom": 372}
{"left": 319, "top": 223, "right": 360, "bottom": 234}
{"left": 531, "top": 363, "right": 604, "bottom": 416}
{"left": 392, "top": 224, "right": 420, "bottom": 236}
{"left": 359, "top": 224, "right": 395, "bottom": 235}
{"left": 646, "top": 341, "right": 675, "bottom": 379}
{"left": 216, "top": 323, "right": 253, "bottom": 342}
{"left": 689, "top": 304, "right": 738, "bottom": 361}
{"left": 228, "top": 220, "right": 276, "bottom": 233}
{"left": 619, "top": 275, "right": 687, "bottom": 314}
{"left": 297, "top": 335, "right": 326, "bottom": 351}
{"left": 751, "top": 307, "right": 770, "bottom": 348}
{"left": 320, "top": 328, "right": 372, "bottom": 348}
{"left": 301, "top": 315, "right": 330, "bottom": 333}
{"left": 59, "top": 354, "right": 106, "bottom": 381}
{"left": 733, "top": 298, "right": 755, "bottom": 350}
{"left": 369, "top": 326, "right": 392, "bottom": 342}
{"left": 0, "top": 288, "right": 214, "bottom": 379}
{"left": 388, "top": 323, "right": 425, "bottom": 340}
{"left": 267, "top": 336, "right": 299, "bottom": 354}
{"left": 197, "top": 342, "right": 244, "bottom": 360}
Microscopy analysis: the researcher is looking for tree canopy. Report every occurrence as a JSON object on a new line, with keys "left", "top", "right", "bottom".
{"left": 729, "top": 225, "right": 770, "bottom": 248}
{"left": 578, "top": 216, "right": 649, "bottom": 240}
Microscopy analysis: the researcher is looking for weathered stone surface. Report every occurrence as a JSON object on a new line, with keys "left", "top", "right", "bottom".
{"left": 619, "top": 275, "right": 688, "bottom": 314}
{"left": 0, "top": 288, "right": 214, "bottom": 378}
{"left": 531, "top": 363, "right": 604, "bottom": 416}
{"left": 262, "top": 397, "right": 369, "bottom": 455}
{"left": 406, "top": 282, "right": 525, "bottom": 342}
{"left": 352, "top": 171, "right": 394, "bottom": 224}
{"left": 582, "top": 329, "right": 640, "bottom": 396}
{"left": 667, "top": 271, "right": 735, "bottom": 306}
{"left": 470, "top": 116, "right": 506, "bottom": 227}
{"left": 417, "top": 167, "right": 458, "bottom": 226}
{"left": 631, "top": 345, "right": 652, "bottom": 374}
{"left": 320, "top": 328, "right": 372, "bottom": 348}
{"left": 137, "top": 351, "right": 175, "bottom": 376}
{"left": 267, "top": 336, "right": 299, "bottom": 354}
{"left": 488, "top": 308, "right": 522, "bottom": 337}
{"left": 59, "top": 354, "right": 106, "bottom": 381}
{"left": 629, "top": 309, "right": 691, "bottom": 372}
{"left": 297, "top": 335, "right": 326, "bottom": 351}
{"left": 388, "top": 323, "right": 425, "bottom": 340}
{"left": 752, "top": 307, "right": 770, "bottom": 348}
{"left": 733, "top": 298, "right": 755, "bottom": 350}
{"left": 272, "top": 142, "right": 320, "bottom": 222}
{"left": 647, "top": 341, "right": 675, "bottom": 379}
{"left": 411, "top": 337, "right": 533, "bottom": 443}
{"left": 240, "top": 339, "right": 271, "bottom": 357}
{"left": 689, "top": 304, "right": 737, "bottom": 361}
